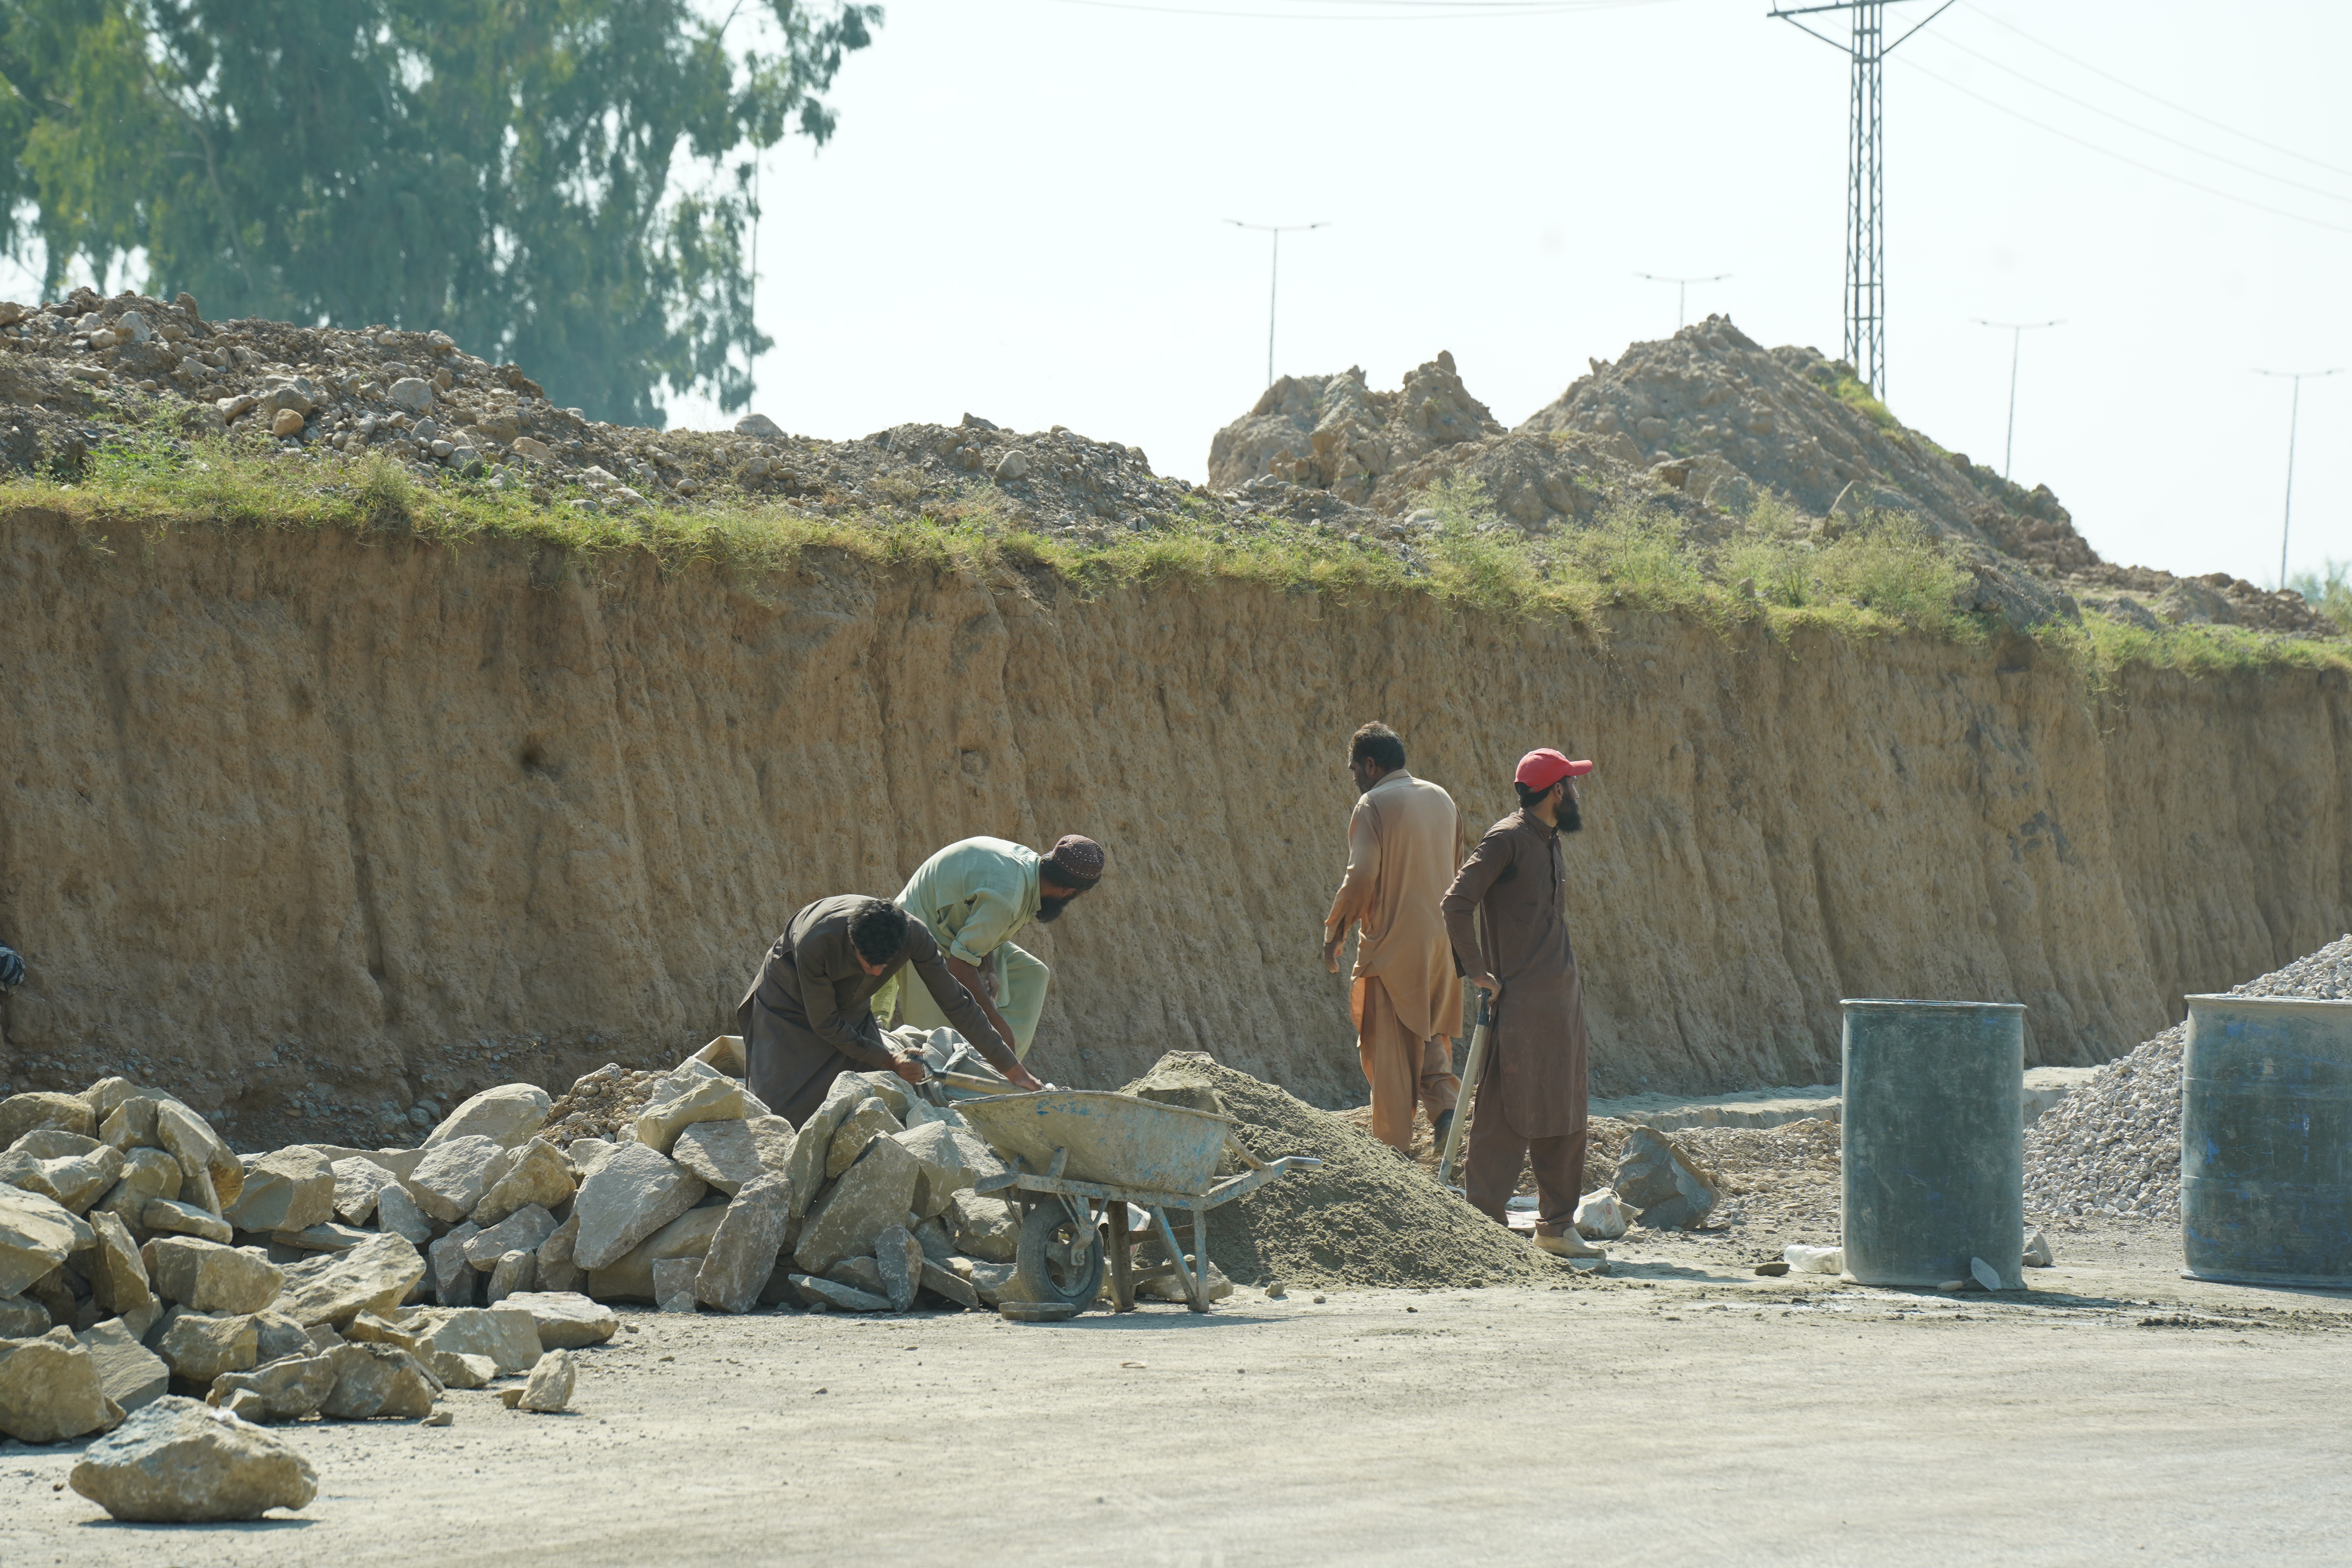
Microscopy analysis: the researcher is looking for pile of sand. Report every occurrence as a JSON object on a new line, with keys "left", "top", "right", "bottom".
{"left": 1119, "top": 1053, "right": 1550, "bottom": 1290}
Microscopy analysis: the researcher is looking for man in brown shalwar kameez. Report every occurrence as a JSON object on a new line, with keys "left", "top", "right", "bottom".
{"left": 1324, "top": 722, "right": 1466, "bottom": 1152}
{"left": 737, "top": 895, "right": 1044, "bottom": 1125}
{"left": 1440, "top": 748, "right": 1608, "bottom": 1259}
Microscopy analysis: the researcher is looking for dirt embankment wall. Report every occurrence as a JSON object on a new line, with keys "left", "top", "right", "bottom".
{"left": 3, "top": 508, "right": 2348, "bottom": 1147}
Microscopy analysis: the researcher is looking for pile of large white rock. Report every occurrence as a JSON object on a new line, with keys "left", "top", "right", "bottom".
{"left": 2025, "top": 935, "right": 2352, "bottom": 1220}
{"left": 0, "top": 1033, "right": 1069, "bottom": 1512}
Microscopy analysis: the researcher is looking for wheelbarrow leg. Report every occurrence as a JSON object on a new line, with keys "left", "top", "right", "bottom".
{"left": 1108, "top": 1200, "right": 1136, "bottom": 1312}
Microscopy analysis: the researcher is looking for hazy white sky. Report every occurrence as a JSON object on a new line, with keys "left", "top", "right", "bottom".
{"left": 667, "top": 0, "right": 2352, "bottom": 588}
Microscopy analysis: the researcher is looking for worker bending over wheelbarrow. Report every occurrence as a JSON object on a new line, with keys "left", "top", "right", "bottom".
{"left": 879, "top": 834, "right": 1105, "bottom": 1063}
{"left": 1440, "top": 749, "right": 1608, "bottom": 1261}
{"left": 738, "top": 895, "right": 1045, "bottom": 1124}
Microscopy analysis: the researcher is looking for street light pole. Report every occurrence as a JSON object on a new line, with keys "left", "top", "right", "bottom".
{"left": 1635, "top": 272, "right": 1731, "bottom": 332}
{"left": 1227, "top": 220, "right": 1327, "bottom": 390}
{"left": 1970, "top": 318, "right": 2062, "bottom": 481}
{"left": 2254, "top": 367, "right": 2343, "bottom": 588}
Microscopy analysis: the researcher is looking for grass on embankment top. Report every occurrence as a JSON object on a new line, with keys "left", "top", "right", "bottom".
{"left": 10, "top": 419, "right": 2349, "bottom": 683}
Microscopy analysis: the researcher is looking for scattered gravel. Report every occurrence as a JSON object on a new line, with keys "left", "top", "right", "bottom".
{"left": 539, "top": 1062, "right": 661, "bottom": 1147}
{"left": 2027, "top": 935, "right": 2352, "bottom": 1220}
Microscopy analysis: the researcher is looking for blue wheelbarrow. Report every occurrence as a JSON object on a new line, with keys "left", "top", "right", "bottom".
{"left": 954, "top": 1089, "right": 1321, "bottom": 1314}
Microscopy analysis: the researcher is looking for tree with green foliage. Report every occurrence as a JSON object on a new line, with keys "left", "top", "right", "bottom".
{"left": 0, "top": 0, "right": 878, "bottom": 426}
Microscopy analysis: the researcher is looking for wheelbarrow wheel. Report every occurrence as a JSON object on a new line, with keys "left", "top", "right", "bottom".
{"left": 1013, "top": 1200, "right": 1105, "bottom": 1310}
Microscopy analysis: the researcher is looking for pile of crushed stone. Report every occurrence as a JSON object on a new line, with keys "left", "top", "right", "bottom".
{"left": 1121, "top": 1054, "right": 1550, "bottom": 1289}
{"left": 2027, "top": 934, "right": 2352, "bottom": 1220}
{"left": 539, "top": 1064, "right": 662, "bottom": 1147}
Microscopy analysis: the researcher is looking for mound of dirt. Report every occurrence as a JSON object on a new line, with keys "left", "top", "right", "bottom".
{"left": 1120, "top": 1053, "right": 1551, "bottom": 1290}
{"left": 1205, "top": 316, "right": 2336, "bottom": 637}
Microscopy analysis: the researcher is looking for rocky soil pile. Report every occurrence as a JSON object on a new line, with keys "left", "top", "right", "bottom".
{"left": 1207, "top": 317, "right": 2334, "bottom": 637}
{"left": 0, "top": 287, "right": 1210, "bottom": 543}
{"left": 2026, "top": 934, "right": 2352, "bottom": 1220}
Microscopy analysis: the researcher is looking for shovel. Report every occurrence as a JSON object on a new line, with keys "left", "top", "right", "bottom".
{"left": 1435, "top": 989, "right": 1492, "bottom": 1190}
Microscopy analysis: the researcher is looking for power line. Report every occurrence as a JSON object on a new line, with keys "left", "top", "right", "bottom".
{"left": 1769, "top": 2, "right": 1954, "bottom": 403}
{"left": 1227, "top": 220, "right": 1327, "bottom": 390}
{"left": 1922, "top": 30, "right": 2352, "bottom": 208}
{"left": 1635, "top": 271, "right": 1730, "bottom": 331}
{"left": 1969, "top": 317, "right": 2060, "bottom": 482}
{"left": 1894, "top": 53, "right": 2352, "bottom": 239}
{"left": 1961, "top": 2, "right": 2352, "bottom": 184}
{"left": 2253, "top": 368, "right": 2343, "bottom": 590}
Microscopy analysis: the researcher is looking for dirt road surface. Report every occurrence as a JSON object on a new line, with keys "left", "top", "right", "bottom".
{"left": 6, "top": 1218, "right": 2348, "bottom": 1566}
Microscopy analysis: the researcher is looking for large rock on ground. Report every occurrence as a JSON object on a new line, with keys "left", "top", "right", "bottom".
{"left": 424, "top": 1083, "right": 552, "bottom": 1151}
{"left": 795, "top": 1136, "right": 919, "bottom": 1276}
{"left": 76, "top": 1317, "right": 170, "bottom": 1413}
{"left": 572, "top": 1142, "right": 706, "bottom": 1271}
{"left": 785, "top": 1075, "right": 867, "bottom": 1216}
{"left": 154, "top": 1100, "right": 243, "bottom": 1209}
{"left": 0, "top": 1142, "right": 123, "bottom": 1212}
{"left": 330, "top": 1157, "right": 394, "bottom": 1224}
{"left": 206, "top": 1350, "right": 339, "bottom": 1421}
{"left": 875, "top": 1224, "right": 922, "bottom": 1312}
{"left": 0, "top": 1090, "right": 96, "bottom": 1145}
{"left": 94, "top": 1148, "right": 183, "bottom": 1238}
{"left": 495, "top": 1290, "right": 617, "bottom": 1348}
{"left": 464, "top": 1203, "right": 558, "bottom": 1268}
{"left": 142, "top": 1197, "right": 231, "bottom": 1243}
{"left": 894, "top": 1122, "right": 1008, "bottom": 1220}
{"left": 249, "top": 1310, "right": 314, "bottom": 1367}
{"left": 0, "top": 1325, "right": 121, "bottom": 1441}
{"left": 86, "top": 1209, "right": 158, "bottom": 1321}
{"left": 516, "top": 1347, "right": 576, "bottom": 1411}
{"left": 633, "top": 1076, "right": 745, "bottom": 1155}
{"left": 673, "top": 1117, "right": 795, "bottom": 1195}
{"left": 824, "top": 1098, "right": 904, "bottom": 1180}
{"left": 588, "top": 1205, "right": 726, "bottom": 1303}
{"left": 0, "top": 1294, "right": 49, "bottom": 1336}
{"left": 71, "top": 1396, "right": 316, "bottom": 1520}
{"left": 0, "top": 1185, "right": 82, "bottom": 1297}
{"left": 375, "top": 1182, "right": 433, "bottom": 1246}
{"left": 98, "top": 1094, "right": 161, "bottom": 1152}
{"left": 696, "top": 1174, "right": 789, "bottom": 1314}
{"left": 430, "top": 1222, "right": 481, "bottom": 1308}
{"left": 407, "top": 1305, "right": 543, "bottom": 1375}
{"left": 156, "top": 1309, "right": 259, "bottom": 1383}
{"left": 472, "top": 1137, "right": 573, "bottom": 1227}
{"left": 789, "top": 1273, "right": 892, "bottom": 1312}
{"left": 535, "top": 1211, "right": 584, "bottom": 1294}
{"left": 142, "top": 1236, "right": 283, "bottom": 1315}
{"left": 318, "top": 1341, "right": 439, "bottom": 1419}
{"left": 225, "top": 1147, "right": 336, "bottom": 1234}
{"left": 404, "top": 1135, "right": 513, "bottom": 1224}
{"left": 275, "top": 1232, "right": 426, "bottom": 1326}
{"left": 949, "top": 1191, "right": 1020, "bottom": 1264}
{"left": 485, "top": 1249, "right": 535, "bottom": 1304}
{"left": 1612, "top": 1127, "right": 1720, "bottom": 1229}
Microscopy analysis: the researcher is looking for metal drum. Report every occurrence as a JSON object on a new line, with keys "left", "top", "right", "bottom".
{"left": 2181, "top": 994, "right": 2352, "bottom": 1287}
{"left": 1841, "top": 999, "right": 2026, "bottom": 1288}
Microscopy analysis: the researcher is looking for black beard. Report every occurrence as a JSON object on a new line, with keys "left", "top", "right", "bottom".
{"left": 1035, "top": 896, "right": 1073, "bottom": 923}
{"left": 1559, "top": 800, "right": 1583, "bottom": 833}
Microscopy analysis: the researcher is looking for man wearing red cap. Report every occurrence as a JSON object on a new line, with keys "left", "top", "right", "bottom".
{"left": 880, "top": 833, "right": 1105, "bottom": 1064}
{"left": 1440, "top": 748, "right": 1607, "bottom": 1259}
{"left": 1323, "top": 721, "right": 1466, "bottom": 1153}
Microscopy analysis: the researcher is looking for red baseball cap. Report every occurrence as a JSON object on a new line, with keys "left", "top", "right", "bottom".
{"left": 1514, "top": 749, "right": 1594, "bottom": 789}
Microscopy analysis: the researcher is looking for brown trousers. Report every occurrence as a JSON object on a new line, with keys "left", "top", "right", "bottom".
{"left": 1355, "top": 976, "right": 1461, "bottom": 1152}
{"left": 1464, "top": 1067, "right": 1587, "bottom": 1237}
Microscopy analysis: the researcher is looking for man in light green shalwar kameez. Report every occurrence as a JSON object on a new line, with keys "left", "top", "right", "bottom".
{"left": 877, "top": 834, "right": 1106, "bottom": 1062}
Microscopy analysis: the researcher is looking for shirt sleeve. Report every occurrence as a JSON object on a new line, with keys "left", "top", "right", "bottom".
{"left": 1441, "top": 826, "right": 1514, "bottom": 980}
{"left": 942, "top": 867, "right": 1029, "bottom": 966}
{"left": 795, "top": 927, "right": 895, "bottom": 1068}
{"left": 907, "top": 926, "right": 1023, "bottom": 1076}
{"left": 1323, "top": 796, "right": 1383, "bottom": 939}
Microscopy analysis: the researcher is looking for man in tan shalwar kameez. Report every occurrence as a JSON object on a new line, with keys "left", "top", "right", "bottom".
{"left": 1324, "top": 722, "right": 1466, "bottom": 1152}
{"left": 1442, "top": 746, "right": 1607, "bottom": 1259}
